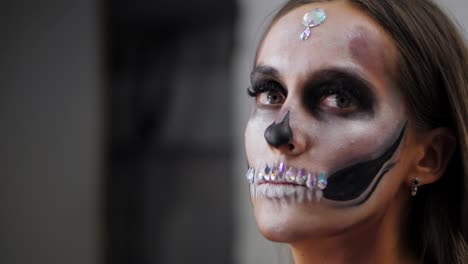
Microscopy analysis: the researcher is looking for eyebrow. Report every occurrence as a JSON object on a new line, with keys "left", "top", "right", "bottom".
{"left": 305, "top": 67, "right": 376, "bottom": 94}
{"left": 250, "top": 65, "right": 281, "bottom": 83}
{"left": 251, "top": 65, "right": 374, "bottom": 88}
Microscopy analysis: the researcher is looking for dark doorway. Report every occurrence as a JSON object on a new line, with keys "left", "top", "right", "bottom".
{"left": 106, "top": 1, "right": 238, "bottom": 263}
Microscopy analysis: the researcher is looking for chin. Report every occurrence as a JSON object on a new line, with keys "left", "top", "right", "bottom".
{"left": 255, "top": 212, "right": 306, "bottom": 242}
{"left": 251, "top": 194, "right": 379, "bottom": 244}
{"left": 252, "top": 197, "right": 337, "bottom": 243}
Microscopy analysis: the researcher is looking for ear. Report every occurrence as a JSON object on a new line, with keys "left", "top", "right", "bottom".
{"left": 410, "top": 127, "right": 456, "bottom": 185}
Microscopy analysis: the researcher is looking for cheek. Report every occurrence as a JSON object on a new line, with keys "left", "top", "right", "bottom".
{"left": 313, "top": 119, "right": 403, "bottom": 170}
{"left": 245, "top": 116, "right": 269, "bottom": 165}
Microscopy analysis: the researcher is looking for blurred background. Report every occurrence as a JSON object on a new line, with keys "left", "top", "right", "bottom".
{"left": 1, "top": 0, "right": 467, "bottom": 264}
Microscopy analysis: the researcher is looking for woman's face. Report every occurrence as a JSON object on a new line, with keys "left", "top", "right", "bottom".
{"left": 245, "top": 1, "right": 417, "bottom": 242}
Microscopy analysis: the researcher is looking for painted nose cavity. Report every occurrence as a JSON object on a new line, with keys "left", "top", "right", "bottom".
{"left": 264, "top": 112, "right": 294, "bottom": 150}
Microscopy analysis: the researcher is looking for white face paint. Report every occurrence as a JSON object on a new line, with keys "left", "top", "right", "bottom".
{"left": 244, "top": 2, "right": 414, "bottom": 243}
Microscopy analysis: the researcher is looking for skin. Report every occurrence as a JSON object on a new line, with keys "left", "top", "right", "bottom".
{"left": 242, "top": 1, "right": 450, "bottom": 263}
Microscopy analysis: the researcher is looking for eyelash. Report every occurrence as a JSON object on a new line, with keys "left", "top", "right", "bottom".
{"left": 247, "top": 80, "right": 286, "bottom": 98}
{"left": 247, "top": 79, "right": 371, "bottom": 114}
{"left": 321, "top": 85, "right": 361, "bottom": 105}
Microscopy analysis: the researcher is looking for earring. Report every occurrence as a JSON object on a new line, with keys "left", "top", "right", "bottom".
{"left": 410, "top": 178, "right": 421, "bottom": 196}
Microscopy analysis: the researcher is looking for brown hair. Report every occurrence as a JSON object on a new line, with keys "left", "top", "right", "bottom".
{"left": 260, "top": 0, "right": 468, "bottom": 263}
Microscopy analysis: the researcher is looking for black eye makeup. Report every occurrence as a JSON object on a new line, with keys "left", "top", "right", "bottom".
{"left": 302, "top": 70, "right": 375, "bottom": 117}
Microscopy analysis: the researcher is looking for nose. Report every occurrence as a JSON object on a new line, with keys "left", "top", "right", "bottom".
{"left": 264, "top": 111, "right": 306, "bottom": 155}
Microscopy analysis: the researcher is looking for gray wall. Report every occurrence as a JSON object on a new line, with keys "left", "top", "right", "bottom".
{"left": 0, "top": 1, "right": 102, "bottom": 264}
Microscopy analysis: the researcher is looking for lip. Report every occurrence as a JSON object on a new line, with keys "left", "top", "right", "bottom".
{"left": 245, "top": 162, "right": 328, "bottom": 190}
{"left": 259, "top": 180, "right": 304, "bottom": 187}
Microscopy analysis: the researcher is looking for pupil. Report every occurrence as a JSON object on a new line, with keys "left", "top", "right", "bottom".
{"left": 268, "top": 92, "right": 279, "bottom": 103}
{"left": 337, "top": 95, "right": 350, "bottom": 108}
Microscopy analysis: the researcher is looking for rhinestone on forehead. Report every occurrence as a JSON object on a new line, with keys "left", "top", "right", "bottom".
{"left": 302, "top": 8, "right": 327, "bottom": 27}
{"left": 300, "top": 8, "right": 327, "bottom": 41}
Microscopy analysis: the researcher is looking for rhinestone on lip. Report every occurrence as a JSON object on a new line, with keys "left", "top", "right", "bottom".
{"left": 257, "top": 169, "right": 265, "bottom": 182}
{"left": 245, "top": 167, "right": 255, "bottom": 184}
{"left": 306, "top": 171, "right": 316, "bottom": 189}
{"left": 285, "top": 167, "right": 297, "bottom": 183}
{"left": 245, "top": 164, "right": 327, "bottom": 191}
{"left": 263, "top": 164, "right": 271, "bottom": 181}
{"left": 296, "top": 168, "right": 307, "bottom": 185}
{"left": 278, "top": 162, "right": 286, "bottom": 179}
{"left": 317, "top": 171, "right": 328, "bottom": 190}
{"left": 270, "top": 163, "right": 278, "bottom": 181}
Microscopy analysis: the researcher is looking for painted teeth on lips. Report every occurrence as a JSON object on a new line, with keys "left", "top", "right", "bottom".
{"left": 245, "top": 163, "right": 328, "bottom": 190}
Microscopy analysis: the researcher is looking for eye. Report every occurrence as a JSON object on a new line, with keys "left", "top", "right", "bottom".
{"left": 258, "top": 91, "right": 286, "bottom": 105}
{"left": 301, "top": 70, "right": 375, "bottom": 117}
{"left": 247, "top": 80, "right": 287, "bottom": 106}
{"left": 319, "top": 87, "right": 360, "bottom": 114}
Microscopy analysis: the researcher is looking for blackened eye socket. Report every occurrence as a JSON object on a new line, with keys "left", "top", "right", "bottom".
{"left": 300, "top": 70, "right": 375, "bottom": 117}
{"left": 321, "top": 89, "right": 359, "bottom": 111}
{"left": 303, "top": 82, "right": 370, "bottom": 117}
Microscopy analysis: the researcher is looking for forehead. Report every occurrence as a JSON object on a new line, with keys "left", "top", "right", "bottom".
{"left": 256, "top": 1, "right": 397, "bottom": 86}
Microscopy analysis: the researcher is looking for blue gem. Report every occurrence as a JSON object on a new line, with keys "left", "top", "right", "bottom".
{"left": 317, "top": 171, "right": 327, "bottom": 190}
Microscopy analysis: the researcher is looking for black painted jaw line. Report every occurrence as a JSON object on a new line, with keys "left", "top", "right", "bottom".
{"left": 323, "top": 124, "right": 406, "bottom": 204}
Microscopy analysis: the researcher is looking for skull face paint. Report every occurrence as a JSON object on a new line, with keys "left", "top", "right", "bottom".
{"left": 245, "top": 2, "right": 412, "bottom": 242}
{"left": 264, "top": 111, "right": 293, "bottom": 149}
{"left": 322, "top": 123, "right": 405, "bottom": 204}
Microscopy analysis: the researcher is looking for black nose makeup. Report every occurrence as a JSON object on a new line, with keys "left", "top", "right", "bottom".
{"left": 264, "top": 112, "right": 293, "bottom": 149}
